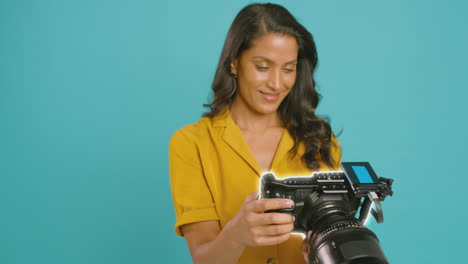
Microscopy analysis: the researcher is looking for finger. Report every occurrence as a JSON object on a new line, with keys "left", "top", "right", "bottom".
{"left": 258, "top": 212, "right": 294, "bottom": 225}
{"left": 301, "top": 237, "right": 309, "bottom": 255}
{"left": 243, "top": 192, "right": 259, "bottom": 203}
{"left": 254, "top": 233, "right": 291, "bottom": 246}
{"left": 303, "top": 249, "right": 309, "bottom": 264}
{"left": 249, "top": 198, "right": 294, "bottom": 213}
{"left": 260, "top": 223, "right": 295, "bottom": 236}
{"left": 302, "top": 234, "right": 311, "bottom": 264}
{"left": 301, "top": 233, "right": 310, "bottom": 252}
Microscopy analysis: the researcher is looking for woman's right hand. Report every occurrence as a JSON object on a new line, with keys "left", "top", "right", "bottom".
{"left": 227, "top": 192, "right": 296, "bottom": 247}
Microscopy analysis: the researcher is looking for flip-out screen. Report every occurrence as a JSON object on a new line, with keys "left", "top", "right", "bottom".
{"left": 341, "top": 162, "right": 379, "bottom": 185}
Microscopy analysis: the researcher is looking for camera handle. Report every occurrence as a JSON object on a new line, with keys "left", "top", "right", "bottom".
{"left": 359, "top": 192, "right": 384, "bottom": 224}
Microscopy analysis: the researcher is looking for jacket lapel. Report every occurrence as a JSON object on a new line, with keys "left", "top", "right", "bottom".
{"left": 270, "top": 129, "right": 295, "bottom": 172}
{"left": 222, "top": 114, "right": 263, "bottom": 176}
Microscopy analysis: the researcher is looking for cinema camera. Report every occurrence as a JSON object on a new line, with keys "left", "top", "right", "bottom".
{"left": 260, "top": 162, "right": 394, "bottom": 264}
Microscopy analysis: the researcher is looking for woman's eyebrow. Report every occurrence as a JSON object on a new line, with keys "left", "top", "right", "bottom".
{"left": 285, "top": 59, "right": 298, "bottom": 65}
{"left": 252, "top": 56, "right": 272, "bottom": 62}
{"left": 252, "top": 56, "right": 297, "bottom": 65}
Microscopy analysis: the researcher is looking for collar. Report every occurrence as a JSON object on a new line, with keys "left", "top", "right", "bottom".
{"left": 212, "top": 107, "right": 296, "bottom": 176}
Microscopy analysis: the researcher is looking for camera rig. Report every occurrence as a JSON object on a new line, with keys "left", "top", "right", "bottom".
{"left": 260, "top": 162, "right": 393, "bottom": 232}
{"left": 260, "top": 162, "right": 394, "bottom": 264}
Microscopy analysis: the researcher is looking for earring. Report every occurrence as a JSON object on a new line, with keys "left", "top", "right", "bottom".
{"left": 229, "top": 74, "right": 237, "bottom": 97}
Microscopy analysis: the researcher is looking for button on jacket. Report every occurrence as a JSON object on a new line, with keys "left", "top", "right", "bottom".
{"left": 169, "top": 108, "right": 341, "bottom": 264}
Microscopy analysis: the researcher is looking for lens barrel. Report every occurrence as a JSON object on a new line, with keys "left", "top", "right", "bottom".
{"left": 303, "top": 196, "right": 388, "bottom": 264}
{"left": 309, "top": 224, "right": 388, "bottom": 264}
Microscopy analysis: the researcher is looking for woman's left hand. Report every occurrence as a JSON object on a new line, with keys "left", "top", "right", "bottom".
{"left": 301, "top": 231, "right": 313, "bottom": 264}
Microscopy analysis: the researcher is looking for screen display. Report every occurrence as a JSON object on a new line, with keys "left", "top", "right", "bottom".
{"left": 352, "top": 165, "right": 374, "bottom": 183}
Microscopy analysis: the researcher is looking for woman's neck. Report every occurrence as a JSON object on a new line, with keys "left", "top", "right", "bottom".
{"left": 230, "top": 103, "right": 283, "bottom": 132}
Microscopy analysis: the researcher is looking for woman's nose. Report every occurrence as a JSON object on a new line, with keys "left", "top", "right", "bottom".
{"left": 267, "top": 69, "right": 282, "bottom": 91}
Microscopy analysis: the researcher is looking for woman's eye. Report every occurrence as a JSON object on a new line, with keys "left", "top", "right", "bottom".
{"left": 255, "top": 65, "right": 269, "bottom": 71}
{"left": 283, "top": 68, "right": 295, "bottom": 73}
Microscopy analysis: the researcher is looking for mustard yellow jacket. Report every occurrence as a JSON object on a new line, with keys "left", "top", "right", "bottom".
{"left": 169, "top": 108, "right": 341, "bottom": 264}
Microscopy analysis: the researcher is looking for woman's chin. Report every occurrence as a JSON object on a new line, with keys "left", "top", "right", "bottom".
{"left": 252, "top": 103, "right": 281, "bottom": 116}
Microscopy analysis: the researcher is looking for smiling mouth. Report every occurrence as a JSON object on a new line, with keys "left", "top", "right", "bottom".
{"left": 259, "top": 91, "right": 280, "bottom": 102}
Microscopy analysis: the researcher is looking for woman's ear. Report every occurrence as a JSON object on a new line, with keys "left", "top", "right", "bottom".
{"left": 230, "top": 59, "right": 238, "bottom": 75}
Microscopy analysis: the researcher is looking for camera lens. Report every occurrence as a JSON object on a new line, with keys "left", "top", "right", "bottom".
{"left": 302, "top": 194, "right": 388, "bottom": 264}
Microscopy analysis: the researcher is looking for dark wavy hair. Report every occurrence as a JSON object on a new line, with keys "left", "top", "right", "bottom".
{"left": 203, "top": 3, "right": 337, "bottom": 170}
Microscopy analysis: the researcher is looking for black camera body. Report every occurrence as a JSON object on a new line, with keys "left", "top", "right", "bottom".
{"left": 260, "top": 162, "right": 394, "bottom": 264}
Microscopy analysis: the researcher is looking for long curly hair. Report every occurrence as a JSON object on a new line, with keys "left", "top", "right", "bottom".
{"left": 203, "top": 3, "right": 337, "bottom": 170}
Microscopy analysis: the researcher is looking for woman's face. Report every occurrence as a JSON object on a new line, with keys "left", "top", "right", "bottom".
{"left": 231, "top": 33, "right": 298, "bottom": 116}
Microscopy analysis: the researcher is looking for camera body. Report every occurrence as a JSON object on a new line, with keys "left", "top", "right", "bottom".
{"left": 260, "top": 162, "right": 393, "bottom": 233}
{"left": 260, "top": 162, "right": 394, "bottom": 264}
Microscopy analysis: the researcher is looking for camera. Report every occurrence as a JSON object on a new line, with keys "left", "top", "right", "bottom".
{"left": 260, "top": 162, "right": 394, "bottom": 264}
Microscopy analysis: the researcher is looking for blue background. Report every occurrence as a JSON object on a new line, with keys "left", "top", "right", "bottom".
{"left": 1, "top": 0, "right": 467, "bottom": 263}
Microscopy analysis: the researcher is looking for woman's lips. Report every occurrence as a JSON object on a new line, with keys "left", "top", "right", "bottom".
{"left": 260, "top": 91, "right": 280, "bottom": 102}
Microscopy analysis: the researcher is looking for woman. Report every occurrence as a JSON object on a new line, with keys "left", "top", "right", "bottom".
{"left": 169, "top": 3, "right": 341, "bottom": 263}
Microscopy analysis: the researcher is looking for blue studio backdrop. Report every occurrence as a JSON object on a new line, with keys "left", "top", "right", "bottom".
{"left": 2, "top": 0, "right": 467, "bottom": 263}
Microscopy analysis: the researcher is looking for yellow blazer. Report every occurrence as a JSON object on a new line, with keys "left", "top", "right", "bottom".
{"left": 169, "top": 108, "right": 341, "bottom": 264}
